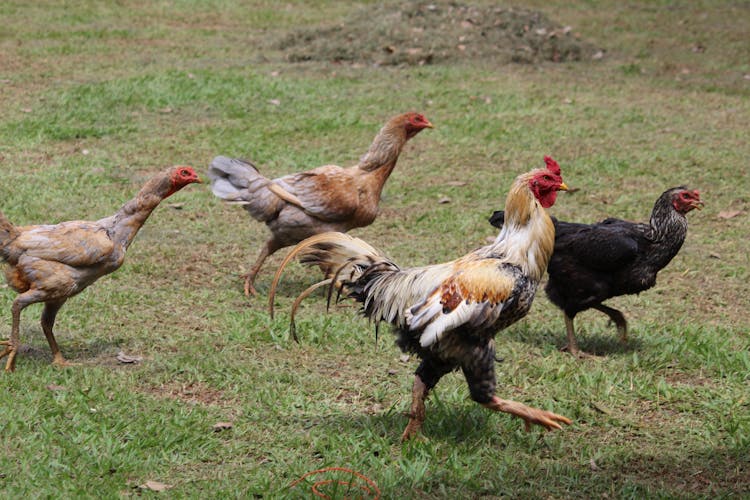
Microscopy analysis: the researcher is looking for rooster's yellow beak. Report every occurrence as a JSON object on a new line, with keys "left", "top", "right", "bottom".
{"left": 558, "top": 182, "right": 569, "bottom": 191}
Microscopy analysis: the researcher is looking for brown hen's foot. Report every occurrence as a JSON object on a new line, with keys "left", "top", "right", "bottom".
{"left": 0, "top": 341, "right": 18, "bottom": 372}
{"left": 483, "top": 397, "right": 572, "bottom": 432}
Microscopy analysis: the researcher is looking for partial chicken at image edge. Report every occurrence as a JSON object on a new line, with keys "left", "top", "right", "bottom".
{"left": 207, "top": 112, "right": 433, "bottom": 299}
{"left": 0, "top": 166, "right": 202, "bottom": 372}
{"left": 270, "top": 157, "right": 571, "bottom": 441}
{"left": 489, "top": 186, "right": 703, "bottom": 358}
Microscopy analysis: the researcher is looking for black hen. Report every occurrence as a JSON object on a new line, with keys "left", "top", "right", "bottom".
{"left": 489, "top": 186, "right": 703, "bottom": 356}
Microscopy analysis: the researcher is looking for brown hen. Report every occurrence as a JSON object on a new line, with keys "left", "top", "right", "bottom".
{"left": 208, "top": 112, "right": 432, "bottom": 297}
{"left": 0, "top": 166, "right": 201, "bottom": 371}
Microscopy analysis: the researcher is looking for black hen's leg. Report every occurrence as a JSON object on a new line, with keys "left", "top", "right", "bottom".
{"left": 592, "top": 303, "right": 628, "bottom": 342}
{"left": 401, "top": 358, "right": 455, "bottom": 441}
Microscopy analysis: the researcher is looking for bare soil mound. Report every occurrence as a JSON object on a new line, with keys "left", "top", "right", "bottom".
{"left": 277, "top": 1, "right": 600, "bottom": 66}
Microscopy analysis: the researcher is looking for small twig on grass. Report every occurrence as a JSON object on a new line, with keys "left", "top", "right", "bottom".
{"left": 289, "top": 467, "right": 380, "bottom": 499}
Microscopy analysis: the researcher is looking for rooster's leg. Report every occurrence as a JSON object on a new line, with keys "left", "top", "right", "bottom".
{"left": 243, "top": 239, "right": 281, "bottom": 297}
{"left": 41, "top": 300, "right": 76, "bottom": 367}
{"left": 483, "top": 397, "right": 572, "bottom": 432}
{"left": 462, "top": 344, "right": 572, "bottom": 431}
{"left": 401, "top": 375, "right": 428, "bottom": 442}
{"left": 592, "top": 304, "right": 628, "bottom": 342}
{"left": 401, "top": 359, "right": 454, "bottom": 441}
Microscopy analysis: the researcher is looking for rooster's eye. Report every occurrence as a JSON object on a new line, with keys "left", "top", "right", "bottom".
{"left": 180, "top": 169, "right": 189, "bottom": 177}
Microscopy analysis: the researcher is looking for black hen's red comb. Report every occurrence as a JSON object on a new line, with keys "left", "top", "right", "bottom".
{"left": 544, "top": 156, "right": 561, "bottom": 175}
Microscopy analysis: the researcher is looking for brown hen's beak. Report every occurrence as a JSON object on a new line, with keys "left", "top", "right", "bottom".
{"left": 558, "top": 182, "right": 569, "bottom": 191}
{"left": 425, "top": 120, "right": 434, "bottom": 129}
{"left": 691, "top": 199, "right": 704, "bottom": 210}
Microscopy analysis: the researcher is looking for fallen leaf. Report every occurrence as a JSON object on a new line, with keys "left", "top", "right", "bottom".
{"left": 140, "top": 480, "right": 172, "bottom": 492}
{"left": 387, "top": 369, "right": 397, "bottom": 376}
{"left": 269, "top": 99, "right": 281, "bottom": 106}
{"left": 592, "top": 50, "right": 605, "bottom": 60}
{"left": 158, "top": 107, "right": 172, "bottom": 114}
{"left": 437, "top": 196, "right": 451, "bottom": 204}
{"left": 717, "top": 210, "right": 742, "bottom": 219}
{"left": 213, "top": 421, "right": 233, "bottom": 432}
{"left": 446, "top": 181, "right": 467, "bottom": 187}
{"left": 399, "top": 354, "right": 410, "bottom": 363}
{"left": 167, "top": 203, "right": 184, "bottom": 210}
{"left": 116, "top": 351, "right": 143, "bottom": 364}
{"left": 709, "top": 252, "right": 721, "bottom": 259}
{"left": 591, "top": 402, "right": 612, "bottom": 414}
{"left": 46, "top": 384, "right": 67, "bottom": 391}
{"left": 590, "top": 458, "right": 600, "bottom": 471}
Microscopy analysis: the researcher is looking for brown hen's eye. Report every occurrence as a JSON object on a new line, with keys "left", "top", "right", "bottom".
{"left": 181, "top": 169, "right": 190, "bottom": 177}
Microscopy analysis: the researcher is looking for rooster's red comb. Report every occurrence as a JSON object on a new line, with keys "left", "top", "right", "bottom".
{"left": 544, "top": 156, "right": 561, "bottom": 175}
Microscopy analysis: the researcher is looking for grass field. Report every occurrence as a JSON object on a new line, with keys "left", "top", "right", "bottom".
{"left": 1, "top": 0, "right": 748, "bottom": 497}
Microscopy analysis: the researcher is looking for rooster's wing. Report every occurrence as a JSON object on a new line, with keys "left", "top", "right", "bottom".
{"left": 406, "top": 259, "right": 523, "bottom": 347}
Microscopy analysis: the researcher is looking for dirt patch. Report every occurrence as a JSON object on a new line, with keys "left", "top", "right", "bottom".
{"left": 276, "top": 1, "right": 599, "bottom": 66}
{"left": 142, "top": 380, "right": 230, "bottom": 407}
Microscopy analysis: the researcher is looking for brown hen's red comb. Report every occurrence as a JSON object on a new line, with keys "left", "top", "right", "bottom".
{"left": 544, "top": 156, "right": 561, "bottom": 175}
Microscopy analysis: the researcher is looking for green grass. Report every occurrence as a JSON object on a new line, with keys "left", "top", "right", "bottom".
{"left": 1, "top": 0, "right": 749, "bottom": 497}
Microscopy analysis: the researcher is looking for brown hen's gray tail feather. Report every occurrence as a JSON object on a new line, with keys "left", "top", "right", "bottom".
{"left": 0, "top": 211, "right": 19, "bottom": 259}
{"left": 207, "top": 155, "right": 282, "bottom": 222}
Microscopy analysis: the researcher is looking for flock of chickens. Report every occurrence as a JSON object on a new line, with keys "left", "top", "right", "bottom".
{"left": 0, "top": 112, "right": 702, "bottom": 440}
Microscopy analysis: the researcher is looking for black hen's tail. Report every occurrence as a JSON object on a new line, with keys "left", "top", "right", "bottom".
{"left": 490, "top": 209, "right": 560, "bottom": 230}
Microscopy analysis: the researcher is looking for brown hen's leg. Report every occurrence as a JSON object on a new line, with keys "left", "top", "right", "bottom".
{"left": 1, "top": 294, "right": 37, "bottom": 372}
{"left": 41, "top": 300, "right": 76, "bottom": 367}
{"left": 243, "top": 239, "right": 281, "bottom": 297}
{"left": 401, "top": 375, "right": 428, "bottom": 442}
{"left": 483, "top": 396, "right": 572, "bottom": 432}
{"left": 592, "top": 303, "right": 628, "bottom": 342}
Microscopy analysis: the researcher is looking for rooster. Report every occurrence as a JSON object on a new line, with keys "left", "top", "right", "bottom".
{"left": 208, "top": 112, "right": 433, "bottom": 298}
{"left": 0, "top": 166, "right": 201, "bottom": 371}
{"left": 269, "top": 157, "right": 571, "bottom": 440}
{"left": 489, "top": 186, "right": 703, "bottom": 357}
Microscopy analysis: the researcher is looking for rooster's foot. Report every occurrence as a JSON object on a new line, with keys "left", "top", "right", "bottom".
{"left": 400, "top": 417, "right": 425, "bottom": 442}
{"left": 242, "top": 274, "right": 258, "bottom": 298}
{"left": 484, "top": 397, "right": 572, "bottom": 432}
